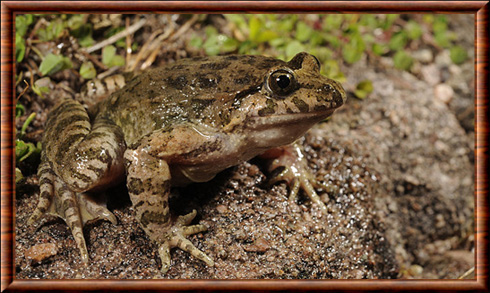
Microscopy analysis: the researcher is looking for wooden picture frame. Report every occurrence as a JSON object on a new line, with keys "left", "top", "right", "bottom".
{"left": 1, "top": 1, "right": 488, "bottom": 291}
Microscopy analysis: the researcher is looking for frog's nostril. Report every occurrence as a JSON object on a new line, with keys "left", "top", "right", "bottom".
{"left": 332, "top": 88, "right": 344, "bottom": 106}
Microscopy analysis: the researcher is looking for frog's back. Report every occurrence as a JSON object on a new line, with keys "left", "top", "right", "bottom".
{"left": 96, "top": 55, "right": 287, "bottom": 145}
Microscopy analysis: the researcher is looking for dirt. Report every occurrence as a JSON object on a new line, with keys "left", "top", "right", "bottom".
{"left": 14, "top": 15, "right": 474, "bottom": 280}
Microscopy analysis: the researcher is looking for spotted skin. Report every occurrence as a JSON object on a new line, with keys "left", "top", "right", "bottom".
{"left": 29, "top": 52, "right": 346, "bottom": 273}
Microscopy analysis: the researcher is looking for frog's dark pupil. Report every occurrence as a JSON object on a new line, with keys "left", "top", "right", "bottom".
{"left": 276, "top": 75, "right": 290, "bottom": 89}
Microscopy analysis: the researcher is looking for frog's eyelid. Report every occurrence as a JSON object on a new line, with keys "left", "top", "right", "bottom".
{"left": 312, "top": 55, "right": 321, "bottom": 70}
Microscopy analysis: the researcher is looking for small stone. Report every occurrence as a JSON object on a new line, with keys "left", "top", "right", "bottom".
{"left": 25, "top": 243, "right": 58, "bottom": 264}
{"left": 242, "top": 237, "right": 270, "bottom": 253}
{"left": 408, "top": 264, "right": 424, "bottom": 276}
{"left": 434, "top": 83, "right": 454, "bottom": 104}
{"left": 412, "top": 49, "right": 433, "bottom": 63}
{"left": 420, "top": 64, "right": 441, "bottom": 86}
{"left": 216, "top": 205, "right": 227, "bottom": 213}
{"left": 435, "top": 50, "right": 451, "bottom": 67}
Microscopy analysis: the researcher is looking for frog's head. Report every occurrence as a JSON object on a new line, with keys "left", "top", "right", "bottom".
{"left": 225, "top": 52, "right": 346, "bottom": 148}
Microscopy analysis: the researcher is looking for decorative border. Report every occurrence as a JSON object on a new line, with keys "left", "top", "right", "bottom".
{"left": 1, "top": 1, "right": 488, "bottom": 291}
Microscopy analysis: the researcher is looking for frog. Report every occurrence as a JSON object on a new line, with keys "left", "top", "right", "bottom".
{"left": 28, "top": 52, "right": 346, "bottom": 273}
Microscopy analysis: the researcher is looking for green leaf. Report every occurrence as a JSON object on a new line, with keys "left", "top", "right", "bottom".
{"left": 15, "top": 139, "right": 41, "bottom": 163}
{"left": 372, "top": 43, "right": 389, "bottom": 56}
{"left": 39, "top": 53, "right": 73, "bottom": 76}
{"left": 16, "top": 103, "right": 25, "bottom": 118}
{"left": 68, "top": 15, "right": 94, "bottom": 48}
{"left": 203, "top": 34, "right": 221, "bottom": 56}
{"left": 15, "top": 140, "right": 29, "bottom": 161}
{"left": 32, "top": 77, "right": 51, "bottom": 97}
{"left": 111, "top": 55, "right": 125, "bottom": 67}
{"left": 101, "top": 45, "right": 125, "bottom": 66}
{"left": 359, "top": 15, "right": 377, "bottom": 28}
{"left": 16, "top": 15, "right": 34, "bottom": 37}
{"left": 310, "top": 47, "right": 333, "bottom": 64}
{"left": 422, "top": 15, "right": 434, "bottom": 25}
{"left": 393, "top": 50, "right": 413, "bottom": 70}
{"left": 15, "top": 33, "right": 26, "bottom": 62}
{"left": 382, "top": 14, "right": 398, "bottom": 30}
{"left": 278, "top": 15, "right": 297, "bottom": 32}
{"left": 20, "top": 112, "right": 36, "bottom": 138}
{"left": 224, "top": 14, "right": 247, "bottom": 30}
{"left": 37, "top": 18, "right": 65, "bottom": 41}
{"left": 15, "top": 168, "right": 24, "bottom": 184}
{"left": 102, "top": 45, "right": 117, "bottom": 66}
{"left": 322, "top": 59, "right": 341, "bottom": 78}
{"left": 249, "top": 16, "right": 262, "bottom": 42}
{"left": 238, "top": 40, "right": 255, "bottom": 54}
{"left": 189, "top": 34, "right": 203, "bottom": 49}
{"left": 354, "top": 80, "right": 373, "bottom": 99}
{"left": 205, "top": 25, "right": 218, "bottom": 37}
{"left": 285, "top": 40, "right": 305, "bottom": 59}
{"left": 269, "top": 38, "right": 286, "bottom": 48}
{"left": 406, "top": 20, "right": 423, "bottom": 40}
{"left": 389, "top": 31, "right": 408, "bottom": 51}
{"left": 450, "top": 46, "right": 468, "bottom": 64}
{"left": 296, "top": 22, "right": 313, "bottom": 42}
{"left": 80, "top": 61, "right": 96, "bottom": 79}
{"left": 342, "top": 45, "right": 359, "bottom": 64}
{"left": 434, "top": 31, "right": 450, "bottom": 48}
{"left": 309, "top": 31, "right": 325, "bottom": 46}
{"left": 255, "top": 30, "right": 279, "bottom": 44}
{"left": 222, "top": 37, "right": 239, "bottom": 53}
{"left": 323, "top": 33, "right": 341, "bottom": 48}
{"left": 67, "top": 14, "right": 84, "bottom": 31}
{"left": 78, "top": 34, "right": 95, "bottom": 47}
{"left": 342, "top": 33, "right": 365, "bottom": 64}
{"left": 432, "top": 15, "right": 448, "bottom": 34}
{"left": 322, "top": 14, "right": 343, "bottom": 31}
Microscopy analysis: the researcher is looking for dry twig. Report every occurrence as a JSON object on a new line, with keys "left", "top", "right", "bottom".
{"left": 84, "top": 18, "right": 147, "bottom": 54}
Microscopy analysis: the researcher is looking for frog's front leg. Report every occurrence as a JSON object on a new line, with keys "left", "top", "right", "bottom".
{"left": 124, "top": 144, "right": 214, "bottom": 273}
{"left": 264, "top": 141, "right": 329, "bottom": 214}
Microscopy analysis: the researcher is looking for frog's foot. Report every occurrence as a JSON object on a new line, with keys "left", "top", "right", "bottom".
{"left": 266, "top": 143, "right": 329, "bottom": 214}
{"left": 157, "top": 210, "right": 214, "bottom": 273}
{"left": 28, "top": 162, "right": 116, "bottom": 263}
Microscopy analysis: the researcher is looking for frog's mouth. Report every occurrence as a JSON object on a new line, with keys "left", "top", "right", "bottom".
{"left": 247, "top": 108, "right": 337, "bottom": 130}
{"left": 244, "top": 108, "right": 338, "bottom": 148}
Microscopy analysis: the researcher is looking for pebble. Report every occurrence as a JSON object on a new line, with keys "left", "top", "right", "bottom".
{"left": 434, "top": 83, "right": 454, "bottom": 104}
{"left": 25, "top": 243, "right": 58, "bottom": 264}
{"left": 412, "top": 49, "right": 433, "bottom": 63}
{"left": 420, "top": 64, "right": 441, "bottom": 86}
{"left": 242, "top": 237, "right": 270, "bottom": 252}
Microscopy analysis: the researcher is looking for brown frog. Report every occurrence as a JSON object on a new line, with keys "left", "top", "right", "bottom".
{"left": 29, "top": 52, "right": 346, "bottom": 273}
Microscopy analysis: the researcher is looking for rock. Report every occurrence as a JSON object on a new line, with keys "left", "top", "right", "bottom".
{"left": 412, "top": 49, "right": 433, "bottom": 63}
{"left": 434, "top": 83, "right": 455, "bottom": 104}
{"left": 25, "top": 243, "right": 58, "bottom": 264}
{"left": 420, "top": 64, "right": 441, "bottom": 86}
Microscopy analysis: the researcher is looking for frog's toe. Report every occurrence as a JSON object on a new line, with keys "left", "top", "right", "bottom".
{"left": 157, "top": 210, "right": 214, "bottom": 273}
{"left": 268, "top": 145, "right": 329, "bottom": 214}
{"left": 77, "top": 192, "right": 117, "bottom": 225}
{"left": 28, "top": 161, "right": 55, "bottom": 226}
{"left": 52, "top": 177, "right": 90, "bottom": 263}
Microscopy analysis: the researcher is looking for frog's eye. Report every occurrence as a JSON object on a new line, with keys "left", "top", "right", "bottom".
{"left": 268, "top": 69, "right": 298, "bottom": 97}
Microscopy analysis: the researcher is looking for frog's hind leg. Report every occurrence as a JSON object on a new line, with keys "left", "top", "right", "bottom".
{"left": 29, "top": 158, "right": 117, "bottom": 263}
{"left": 29, "top": 98, "right": 125, "bottom": 263}
{"left": 28, "top": 159, "right": 56, "bottom": 225}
